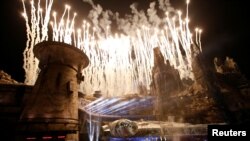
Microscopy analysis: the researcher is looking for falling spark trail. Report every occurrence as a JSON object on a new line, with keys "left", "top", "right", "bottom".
{"left": 22, "top": 0, "right": 54, "bottom": 85}
{"left": 198, "top": 29, "right": 202, "bottom": 52}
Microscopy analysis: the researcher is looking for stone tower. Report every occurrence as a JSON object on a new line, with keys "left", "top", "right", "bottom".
{"left": 20, "top": 41, "right": 89, "bottom": 140}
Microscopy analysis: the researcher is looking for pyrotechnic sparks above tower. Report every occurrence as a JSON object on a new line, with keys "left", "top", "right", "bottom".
{"left": 21, "top": 0, "right": 202, "bottom": 96}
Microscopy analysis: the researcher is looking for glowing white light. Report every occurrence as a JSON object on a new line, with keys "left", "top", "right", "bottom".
{"left": 198, "top": 29, "right": 203, "bottom": 51}
{"left": 21, "top": 12, "right": 27, "bottom": 18}
{"left": 65, "top": 4, "right": 70, "bottom": 10}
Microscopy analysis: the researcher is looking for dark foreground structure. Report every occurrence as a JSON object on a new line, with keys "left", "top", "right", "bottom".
{"left": 1, "top": 41, "right": 89, "bottom": 140}
{"left": 0, "top": 42, "right": 250, "bottom": 141}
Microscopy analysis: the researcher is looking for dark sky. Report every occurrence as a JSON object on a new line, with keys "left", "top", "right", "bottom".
{"left": 1, "top": 0, "right": 250, "bottom": 82}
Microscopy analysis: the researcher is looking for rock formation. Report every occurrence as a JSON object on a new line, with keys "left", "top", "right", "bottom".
{"left": 151, "top": 47, "right": 183, "bottom": 120}
{"left": 151, "top": 44, "right": 250, "bottom": 124}
{"left": 0, "top": 70, "right": 20, "bottom": 84}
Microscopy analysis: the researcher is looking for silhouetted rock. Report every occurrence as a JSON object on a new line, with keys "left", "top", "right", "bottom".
{"left": 150, "top": 50, "right": 250, "bottom": 124}
{"left": 213, "top": 57, "right": 250, "bottom": 124}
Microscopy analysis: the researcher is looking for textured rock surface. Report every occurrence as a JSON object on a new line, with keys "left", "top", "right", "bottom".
{"left": 0, "top": 70, "right": 20, "bottom": 84}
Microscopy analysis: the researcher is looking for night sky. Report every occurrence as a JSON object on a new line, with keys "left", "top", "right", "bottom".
{"left": 1, "top": 0, "right": 250, "bottom": 82}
